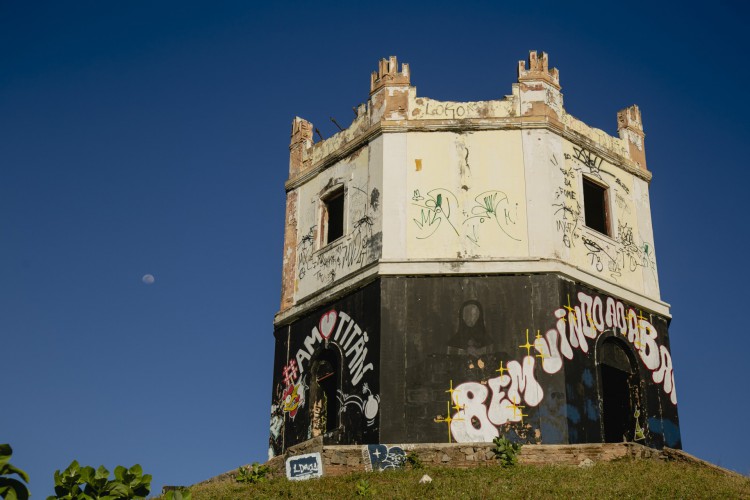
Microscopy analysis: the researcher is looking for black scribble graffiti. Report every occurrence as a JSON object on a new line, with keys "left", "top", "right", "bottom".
{"left": 298, "top": 220, "right": 376, "bottom": 285}
{"left": 297, "top": 226, "right": 317, "bottom": 279}
{"left": 551, "top": 155, "right": 657, "bottom": 280}
{"left": 300, "top": 226, "right": 315, "bottom": 246}
{"left": 572, "top": 147, "right": 604, "bottom": 178}
{"left": 555, "top": 186, "right": 577, "bottom": 200}
{"left": 582, "top": 235, "right": 610, "bottom": 273}
{"left": 616, "top": 222, "right": 657, "bottom": 276}
{"left": 553, "top": 200, "right": 582, "bottom": 248}
{"left": 412, "top": 189, "right": 460, "bottom": 239}
{"left": 619, "top": 222, "right": 635, "bottom": 246}
{"left": 578, "top": 224, "right": 657, "bottom": 281}
{"left": 354, "top": 214, "right": 374, "bottom": 229}
{"left": 412, "top": 189, "right": 424, "bottom": 202}
{"left": 297, "top": 184, "right": 380, "bottom": 285}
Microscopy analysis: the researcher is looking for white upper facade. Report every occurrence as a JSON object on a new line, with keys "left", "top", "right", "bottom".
{"left": 278, "top": 53, "right": 665, "bottom": 321}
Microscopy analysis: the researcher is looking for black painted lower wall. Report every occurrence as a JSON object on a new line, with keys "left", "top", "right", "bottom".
{"left": 269, "top": 274, "right": 681, "bottom": 458}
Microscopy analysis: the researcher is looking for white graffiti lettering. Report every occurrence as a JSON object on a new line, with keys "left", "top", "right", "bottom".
{"left": 448, "top": 291, "right": 677, "bottom": 443}
{"left": 534, "top": 292, "right": 677, "bottom": 404}
{"left": 451, "top": 356, "right": 543, "bottom": 441}
{"left": 293, "top": 310, "right": 373, "bottom": 386}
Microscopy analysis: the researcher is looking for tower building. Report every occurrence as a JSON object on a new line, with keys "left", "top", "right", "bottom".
{"left": 269, "top": 52, "right": 680, "bottom": 459}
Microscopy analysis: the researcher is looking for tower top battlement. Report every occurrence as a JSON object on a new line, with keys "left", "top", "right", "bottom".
{"left": 370, "top": 56, "right": 410, "bottom": 94}
{"left": 518, "top": 51, "right": 560, "bottom": 89}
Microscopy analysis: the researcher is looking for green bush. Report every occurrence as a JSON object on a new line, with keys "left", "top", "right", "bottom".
{"left": 163, "top": 487, "right": 191, "bottom": 500}
{"left": 492, "top": 436, "right": 522, "bottom": 468}
{"left": 0, "top": 444, "right": 31, "bottom": 500}
{"left": 354, "top": 478, "right": 374, "bottom": 497}
{"left": 47, "top": 460, "right": 151, "bottom": 499}
{"left": 234, "top": 463, "right": 269, "bottom": 484}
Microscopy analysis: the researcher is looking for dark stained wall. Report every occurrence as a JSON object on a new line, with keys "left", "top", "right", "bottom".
{"left": 270, "top": 274, "right": 680, "bottom": 455}
{"left": 379, "top": 275, "right": 680, "bottom": 449}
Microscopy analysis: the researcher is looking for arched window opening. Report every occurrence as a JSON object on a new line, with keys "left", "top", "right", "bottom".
{"left": 598, "top": 338, "right": 645, "bottom": 443}
{"left": 309, "top": 348, "right": 341, "bottom": 437}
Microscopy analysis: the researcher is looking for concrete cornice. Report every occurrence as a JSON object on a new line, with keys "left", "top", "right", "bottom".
{"left": 284, "top": 115, "right": 651, "bottom": 192}
{"left": 273, "top": 257, "right": 671, "bottom": 327}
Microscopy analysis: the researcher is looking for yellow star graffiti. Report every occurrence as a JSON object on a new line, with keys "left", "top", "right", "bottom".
{"left": 445, "top": 379, "right": 460, "bottom": 399}
{"left": 510, "top": 397, "right": 528, "bottom": 421}
{"left": 534, "top": 330, "right": 547, "bottom": 359}
{"left": 496, "top": 360, "right": 508, "bottom": 376}
{"left": 564, "top": 294, "right": 577, "bottom": 321}
{"left": 435, "top": 399, "right": 463, "bottom": 443}
{"left": 519, "top": 328, "right": 534, "bottom": 356}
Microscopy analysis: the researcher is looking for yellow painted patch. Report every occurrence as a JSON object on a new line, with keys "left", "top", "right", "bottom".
{"left": 415, "top": 159, "right": 422, "bottom": 171}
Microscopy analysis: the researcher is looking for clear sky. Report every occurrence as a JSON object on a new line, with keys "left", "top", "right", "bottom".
{"left": 2, "top": 0, "right": 749, "bottom": 496}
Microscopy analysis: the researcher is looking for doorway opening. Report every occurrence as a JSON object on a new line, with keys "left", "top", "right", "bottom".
{"left": 309, "top": 348, "right": 341, "bottom": 437}
{"left": 599, "top": 338, "right": 644, "bottom": 443}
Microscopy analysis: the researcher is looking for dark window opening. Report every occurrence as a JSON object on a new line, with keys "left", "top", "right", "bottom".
{"left": 310, "top": 349, "right": 340, "bottom": 436}
{"left": 323, "top": 189, "right": 345, "bottom": 244}
{"left": 583, "top": 177, "right": 609, "bottom": 235}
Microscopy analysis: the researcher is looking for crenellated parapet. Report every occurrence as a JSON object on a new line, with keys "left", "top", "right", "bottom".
{"left": 517, "top": 50, "right": 560, "bottom": 89}
{"left": 516, "top": 51, "right": 564, "bottom": 121}
{"left": 617, "top": 105, "right": 646, "bottom": 170}
{"left": 286, "top": 53, "right": 652, "bottom": 189}
{"left": 370, "top": 56, "right": 410, "bottom": 95}
{"left": 289, "top": 117, "right": 313, "bottom": 177}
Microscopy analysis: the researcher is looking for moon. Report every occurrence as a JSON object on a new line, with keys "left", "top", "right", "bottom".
{"left": 142, "top": 274, "right": 155, "bottom": 284}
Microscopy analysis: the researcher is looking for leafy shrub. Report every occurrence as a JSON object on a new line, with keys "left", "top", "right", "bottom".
{"left": 492, "top": 436, "right": 522, "bottom": 468}
{"left": 0, "top": 444, "right": 31, "bottom": 500}
{"left": 354, "top": 478, "right": 374, "bottom": 496}
{"left": 47, "top": 460, "right": 151, "bottom": 499}
{"left": 234, "top": 463, "right": 269, "bottom": 484}
{"left": 163, "top": 487, "right": 191, "bottom": 500}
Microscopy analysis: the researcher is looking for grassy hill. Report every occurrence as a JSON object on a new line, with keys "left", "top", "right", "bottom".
{"left": 170, "top": 458, "right": 750, "bottom": 499}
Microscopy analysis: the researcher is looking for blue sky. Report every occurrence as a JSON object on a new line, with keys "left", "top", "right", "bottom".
{"left": 2, "top": 0, "right": 749, "bottom": 496}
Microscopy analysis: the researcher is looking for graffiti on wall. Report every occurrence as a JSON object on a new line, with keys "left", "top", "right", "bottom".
{"left": 551, "top": 148, "right": 657, "bottom": 280}
{"left": 363, "top": 444, "right": 407, "bottom": 471}
{"left": 444, "top": 291, "right": 676, "bottom": 443}
{"left": 581, "top": 222, "right": 656, "bottom": 279}
{"left": 551, "top": 155, "right": 582, "bottom": 249}
{"left": 534, "top": 292, "right": 676, "bottom": 403}
{"left": 286, "top": 453, "right": 323, "bottom": 481}
{"left": 297, "top": 185, "right": 381, "bottom": 286}
{"left": 338, "top": 383, "right": 380, "bottom": 426}
{"left": 411, "top": 188, "right": 520, "bottom": 246}
{"left": 276, "top": 309, "right": 379, "bottom": 426}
